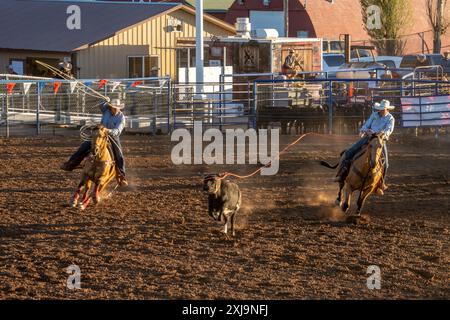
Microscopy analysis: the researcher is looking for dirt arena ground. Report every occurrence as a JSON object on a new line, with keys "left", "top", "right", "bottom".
{"left": 0, "top": 130, "right": 449, "bottom": 299}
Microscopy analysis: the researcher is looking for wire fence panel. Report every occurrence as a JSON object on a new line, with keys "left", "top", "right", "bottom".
{"left": 253, "top": 78, "right": 450, "bottom": 135}
{"left": 1, "top": 76, "right": 449, "bottom": 137}
{"left": 171, "top": 81, "right": 253, "bottom": 131}
{"left": 0, "top": 77, "right": 170, "bottom": 137}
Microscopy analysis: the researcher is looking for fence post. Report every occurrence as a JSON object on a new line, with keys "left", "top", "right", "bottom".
{"left": 328, "top": 80, "right": 333, "bottom": 134}
{"left": 219, "top": 74, "right": 223, "bottom": 131}
{"left": 252, "top": 82, "right": 258, "bottom": 130}
{"left": 5, "top": 90, "right": 9, "bottom": 138}
{"left": 167, "top": 78, "right": 171, "bottom": 134}
{"left": 36, "top": 81, "right": 41, "bottom": 135}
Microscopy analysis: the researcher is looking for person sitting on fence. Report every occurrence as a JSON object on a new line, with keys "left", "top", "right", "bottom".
{"left": 335, "top": 99, "right": 395, "bottom": 192}
{"left": 282, "top": 49, "right": 304, "bottom": 78}
{"left": 60, "top": 99, "right": 128, "bottom": 187}
{"left": 55, "top": 61, "right": 73, "bottom": 79}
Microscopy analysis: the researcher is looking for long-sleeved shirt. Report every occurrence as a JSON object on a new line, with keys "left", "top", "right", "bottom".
{"left": 100, "top": 103, "right": 125, "bottom": 137}
{"left": 360, "top": 111, "right": 395, "bottom": 139}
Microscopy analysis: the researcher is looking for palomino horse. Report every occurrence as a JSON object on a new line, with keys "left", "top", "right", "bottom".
{"left": 70, "top": 127, "right": 117, "bottom": 210}
{"left": 321, "top": 133, "right": 386, "bottom": 216}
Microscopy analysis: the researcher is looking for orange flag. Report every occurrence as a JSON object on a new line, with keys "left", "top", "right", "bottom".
{"left": 6, "top": 82, "right": 16, "bottom": 94}
{"left": 131, "top": 80, "right": 142, "bottom": 88}
{"left": 53, "top": 81, "right": 61, "bottom": 94}
{"left": 98, "top": 79, "right": 107, "bottom": 89}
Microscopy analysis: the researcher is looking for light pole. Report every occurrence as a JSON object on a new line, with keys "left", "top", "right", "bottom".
{"left": 284, "top": 0, "right": 289, "bottom": 37}
{"left": 434, "top": 0, "right": 443, "bottom": 53}
{"left": 195, "top": 0, "right": 204, "bottom": 95}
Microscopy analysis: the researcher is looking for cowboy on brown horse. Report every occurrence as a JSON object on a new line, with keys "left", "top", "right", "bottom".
{"left": 61, "top": 98, "right": 128, "bottom": 187}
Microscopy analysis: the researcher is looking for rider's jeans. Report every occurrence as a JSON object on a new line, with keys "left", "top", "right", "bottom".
{"left": 344, "top": 136, "right": 370, "bottom": 160}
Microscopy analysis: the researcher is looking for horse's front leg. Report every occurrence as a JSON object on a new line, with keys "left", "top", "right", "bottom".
{"left": 70, "top": 181, "right": 84, "bottom": 208}
{"left": 341, "top": 183, "right": 351, "bottom": 213}
{"left": 356, "top": 187, "right": 374, "bottom": 216}
{"left": 80, "top": 180, "right": 93, "bottom": 210}
{"left": 335, "top": 180, "right": 344, "bottom": 206}
{"left": 92, "top": 183, "right": 100, "bottom": 205}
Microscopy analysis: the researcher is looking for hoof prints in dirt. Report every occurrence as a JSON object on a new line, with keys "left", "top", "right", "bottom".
{"left": 0, "top": 135, "right": 449, "bottom": 299}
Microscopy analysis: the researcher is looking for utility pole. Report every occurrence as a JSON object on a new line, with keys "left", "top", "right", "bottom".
{"left": 284, "top": 0, "right": 289, "bottom": 37}
{"left": 434, "top": 0, "right": 443, "bottom": 53}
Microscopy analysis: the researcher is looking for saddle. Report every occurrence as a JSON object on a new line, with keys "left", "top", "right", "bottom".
{"left": 339, "top": 144, "right": 386, "bottom": 181}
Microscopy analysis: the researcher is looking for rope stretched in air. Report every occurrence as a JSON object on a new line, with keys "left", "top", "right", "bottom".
{"left": 215, "top": 132, "right": 357, "bottom": 181}
{"left": 35, "top": 60, "right": 110, "bottom": 102}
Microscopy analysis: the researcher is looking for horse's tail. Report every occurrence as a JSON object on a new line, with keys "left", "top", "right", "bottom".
{"left": 319, "top": 160, "right": 339, "bottom": 169}
{"left": 319, "top": 150, "right": 345, "bottom": 169}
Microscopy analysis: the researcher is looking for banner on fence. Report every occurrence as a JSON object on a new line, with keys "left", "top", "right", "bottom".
{"left": 6, "top": 82, "right": 16, "bottom": 94}
{"left": 401, "top": 95, "right": 450, "bottom": 127}
{"left": 23, "top": 82, "right": 32, "bottom": 94}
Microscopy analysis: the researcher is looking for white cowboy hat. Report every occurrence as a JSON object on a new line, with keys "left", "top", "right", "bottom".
{"left": 373, "top": 100, "right": 395, "bottom": 111}
{"left": 108, "top": 98, "right": 125, "bottom": 110}
{"left": 58, "top": 61, "right": 72, "bottom": 71}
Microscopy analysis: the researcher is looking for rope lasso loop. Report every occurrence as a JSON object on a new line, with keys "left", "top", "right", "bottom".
{"left": 80, "top": 124, "right": 99, "bottom": 142}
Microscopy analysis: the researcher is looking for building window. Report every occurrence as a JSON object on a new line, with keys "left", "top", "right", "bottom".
{"left": 297, "top": 31, "right": 309, "bottom": 38}
{"left": 128, "top": 56, "right": 159, "bottom": 78}
{"left": 9, "top": 59, "right": 25, "bottom": 75}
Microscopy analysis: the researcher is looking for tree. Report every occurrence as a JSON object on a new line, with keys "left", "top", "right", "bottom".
{"left": 427, "top": 0, "right": 450, "bottom": 53}
{"left": 360, "top": 0, "right": 412, "bottom": 55}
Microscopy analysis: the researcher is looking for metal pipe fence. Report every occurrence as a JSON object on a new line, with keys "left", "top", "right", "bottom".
{"left": 0, "top": 77, "right": 170, "bottom": 137}
{"left": 1, "top": 76, "right": 449, "bottom": 137}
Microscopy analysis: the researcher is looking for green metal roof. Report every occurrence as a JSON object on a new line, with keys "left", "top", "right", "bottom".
{"left": 185, "top": 0, "right": 235, "bottom": 11}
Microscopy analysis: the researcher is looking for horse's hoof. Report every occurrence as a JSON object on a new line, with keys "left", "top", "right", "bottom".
{"left": 70, "top": 201, "right": 78, "bottom": 208}
{"left": 346, "top": 214, "right": 370, "bottom": 225}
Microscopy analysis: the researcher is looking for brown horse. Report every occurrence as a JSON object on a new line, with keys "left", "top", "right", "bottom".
{"left": 70, "top": 127, "right": 117, "bottom": 210}
{"left": 321, "top": 133, "right": 385, "bottom": 216}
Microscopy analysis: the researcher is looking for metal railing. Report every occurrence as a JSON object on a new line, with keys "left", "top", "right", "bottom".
{"left": 0, "top": 76, "right": 170, "bottom": 137}
{"left": 253, "top": 78, "right": 450, "bottom": 135}
{"left": 1, "top": 75, "right": 449, "bottom": 137}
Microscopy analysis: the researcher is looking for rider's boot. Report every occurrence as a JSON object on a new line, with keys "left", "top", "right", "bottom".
{"left": 60, "top": 160, "right": 79, "bottom": 171}
{"left": 117, "top": 173, "right": 128, "bottom": 187}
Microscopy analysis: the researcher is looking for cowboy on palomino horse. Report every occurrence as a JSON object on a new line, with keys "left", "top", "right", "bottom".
{"left": 60, "top": 98, "right": 128, "bottom": 187}
{"left": 321, "top": 99, "right": 395, "bottom": 215}
{"left": 336, "top": 99, "right": 395, "bottom": 192}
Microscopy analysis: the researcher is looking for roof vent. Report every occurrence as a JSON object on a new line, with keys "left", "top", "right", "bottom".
{"left": 235, "top": 17, "right": 251, "bottom": 38}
